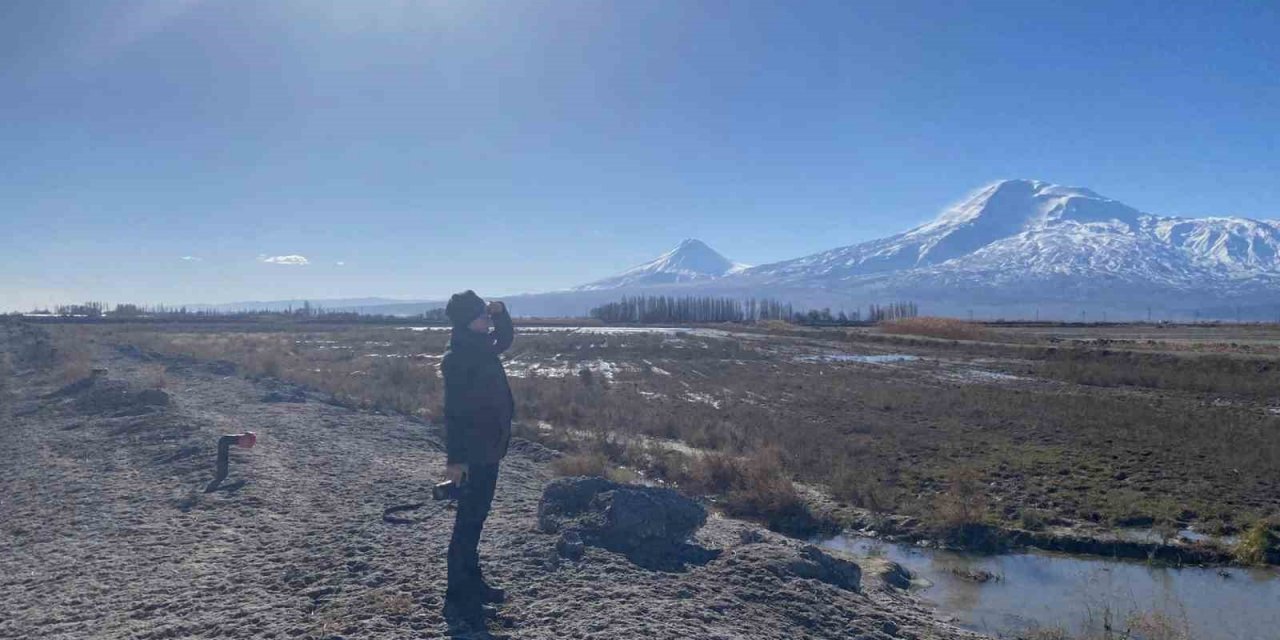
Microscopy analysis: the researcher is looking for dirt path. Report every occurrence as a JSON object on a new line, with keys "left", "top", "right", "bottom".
{"left": 0, "top": 326, "right": 974, "bottom": 640}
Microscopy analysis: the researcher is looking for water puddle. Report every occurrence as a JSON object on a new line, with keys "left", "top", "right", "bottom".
{"left": 800, "top": 353, "right": 921, "bottom": 364}
{"left": 821, "top": 535, "right": 1280, "bottom": 640}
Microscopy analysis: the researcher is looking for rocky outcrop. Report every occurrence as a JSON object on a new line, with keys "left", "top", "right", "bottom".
{"left": 538, "top": 476, "right": 716, "bottom": 570}
{"left": 717, "top": 542, "right": 862, "bottom": 592}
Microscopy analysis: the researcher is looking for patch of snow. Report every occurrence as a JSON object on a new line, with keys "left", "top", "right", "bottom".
{"left": 505, "top": 359, "right": 634, "bottom": 380}
{"left": 682, "top": 392, "right": 723, "bottom": 408}
{"left": 939, "top": 368, "right": 1028, "bottom": 384}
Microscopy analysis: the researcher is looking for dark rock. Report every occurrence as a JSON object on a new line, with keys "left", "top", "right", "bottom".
{"left": 261, "top": 389, "right": 307, "bottom": 403}
{"left": 949, "top": 567, "right": 998, "bottom": 583}
{"left": 59, "top": 375, "right": 171, "bottom": 415}
{"left": 538, "top": 476, "right": 713, "bottom": 570}
{"left": 880, "top": 562, "right": 912, "bottom": 590}
{"left": 204, "top": 360, "right": 238, "bottom": 376}
{"left": 260, "top": 380, "right": 308, "bottom": 403}
{"left": 136, "top": 389, "right": 170, "bottom": 406}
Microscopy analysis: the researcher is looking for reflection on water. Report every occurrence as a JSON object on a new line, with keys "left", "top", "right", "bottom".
{"left": 821, "top": 535, "right": 1280, "bottom": 639}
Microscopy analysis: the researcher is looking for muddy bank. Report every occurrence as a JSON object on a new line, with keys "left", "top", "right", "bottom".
{"left": 819, "top": 492, "right": 1265, "bottom": 569}
{"left": 0, "top": 324, "right": 976, "bottom": 640}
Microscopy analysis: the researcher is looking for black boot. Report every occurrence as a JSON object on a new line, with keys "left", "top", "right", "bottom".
{"left": 477, "top": 580, "right": 506, "bottom": 604}
{"left": 443, "top": 594, "right": 485, "bottom": 630}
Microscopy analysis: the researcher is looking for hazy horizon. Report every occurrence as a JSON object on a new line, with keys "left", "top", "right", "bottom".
{"left": 4, "top": 1, "right": 1278, "bottom": 311}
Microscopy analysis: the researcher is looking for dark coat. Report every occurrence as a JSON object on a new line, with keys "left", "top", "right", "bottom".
{"left": 443, "top": 310, "right": 514, "bottom": 464}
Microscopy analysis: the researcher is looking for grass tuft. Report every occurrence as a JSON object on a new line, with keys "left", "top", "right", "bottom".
{"left": 881, "top": 317, "right": 990, "bottom": 341}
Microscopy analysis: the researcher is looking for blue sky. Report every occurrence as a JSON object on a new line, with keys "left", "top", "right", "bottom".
{"left": 2, "top": 1, "right": 1277, "bottom": 310}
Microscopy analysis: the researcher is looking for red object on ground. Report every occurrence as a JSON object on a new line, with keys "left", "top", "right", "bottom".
{"left": 237, "top": 432, "right": 257, "bottom": 449}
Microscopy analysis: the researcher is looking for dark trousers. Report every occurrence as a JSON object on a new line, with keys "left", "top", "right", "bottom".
{"left": 446, "top": 462, "right": 499, "bottom": 601}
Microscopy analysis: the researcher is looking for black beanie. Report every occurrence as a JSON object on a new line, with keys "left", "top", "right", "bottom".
{"left": 445, "top": 290, "right": 486, "bottom": 328}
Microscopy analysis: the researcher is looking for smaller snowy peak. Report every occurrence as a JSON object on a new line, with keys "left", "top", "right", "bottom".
{"left": 574, "top": 239, "right": 747, "bottom": 290}
{"left": 644, "top": 239, "right": 746, "bottom": 276}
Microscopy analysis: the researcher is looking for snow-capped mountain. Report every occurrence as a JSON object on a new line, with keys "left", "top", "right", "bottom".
{"left": 574, "top": 239, "right": 749, "bottom": 290}
{"left": 730, "top": 179, "right": 1280, "bottom": 317}
{"left": 745, "top": 180, "right": 1154, "bottom": 282}
{"left": 217, "top": 180, "right": 1280, "bottom": 320}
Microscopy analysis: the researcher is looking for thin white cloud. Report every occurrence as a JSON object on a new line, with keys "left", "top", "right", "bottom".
{"left": 336, "top": 261, "right": 346, "bottom": 266}
{"left": 259, "top": 254, "right": 310, "bottom": 266}
{"left": 180, "top": 256, "right": 201, "bottom": 262}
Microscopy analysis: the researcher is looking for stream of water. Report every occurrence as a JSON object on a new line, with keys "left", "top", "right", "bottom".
{"left": 821, "top": 535, "right": 1280, "bottom": 639}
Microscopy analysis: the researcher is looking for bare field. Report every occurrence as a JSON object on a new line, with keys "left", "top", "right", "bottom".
{"left": 79, "top": 320, "right": 1280, "bottom": 550}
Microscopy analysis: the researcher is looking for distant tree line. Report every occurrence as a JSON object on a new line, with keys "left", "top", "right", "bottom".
{"left": 16, "top": 301, "right": 447, "bottom": 325}
{"left": 867, "top": 301, "right": 918, "bottom": 322}
{"left": 590, "top": 295, "right": 758, "bottom": 324}
{"left": 588, "top": 295, "right": 919, "bottom": 325}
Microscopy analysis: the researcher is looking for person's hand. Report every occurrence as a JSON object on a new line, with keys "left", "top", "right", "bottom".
{"left": 486, "top": 301, "right": 506, "bottom": 315}
{"left": 445, "top": 463, "right": 469, "bottom": 485}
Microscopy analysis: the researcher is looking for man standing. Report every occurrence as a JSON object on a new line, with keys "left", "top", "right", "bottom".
{"left": 441, "top": 290, "right": 514, "bottom": 627}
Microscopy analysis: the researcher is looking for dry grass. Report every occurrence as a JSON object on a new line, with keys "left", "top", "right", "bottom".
{"left": 139, "top": 364, "right": 168, "bottom": 389}
{"left": 879, "top": 316, "right": 990, "bottom": 341}
{"left": 96, "top": 322, "right": 1280, "bottom": 543}
{"left": 550, "top": 452, "right": 639, "bottom": 484}
{"left": 550, "top": 452, "right": 609, "bottom": 477}
{"left": 933, "top": 468, "right": 989, "bottom": 529}
{"left": 1038, "top": 348, "right": 1280, "bottom": 397}
{"left": 52, "top": 329, "right": 94, "bottom": 385}
{"left": 1024, "top": 608, "right": 1192, "bottom": 640}
{"left": 1126, "top": 612, "right": 1193, "bottom": 640}
{"left": 673, "top": 449, "right": 837, "bottom": 537}
{"left": 1233, "top": 518, "right": 1277, "bottom": 565}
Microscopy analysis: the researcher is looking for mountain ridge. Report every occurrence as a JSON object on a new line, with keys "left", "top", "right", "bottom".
{"left": 183, "top": 180, "right": 1280, "bottom": 320}
{"left": 727, "top": 179, "right": 1280, "bottom": 308}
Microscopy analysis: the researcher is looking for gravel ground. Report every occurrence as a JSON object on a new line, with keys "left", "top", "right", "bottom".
{"left": 0, "top": 324, "right": 977, "bottom": 640}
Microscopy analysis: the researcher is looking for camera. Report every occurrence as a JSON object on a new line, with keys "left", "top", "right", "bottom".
{"left": 432, "top": 480, "right": 462, "bottom": 501}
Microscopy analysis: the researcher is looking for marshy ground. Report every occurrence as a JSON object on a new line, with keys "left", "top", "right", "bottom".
{"left": 94, "top": 319, "right": 1280, "bottom": 545}
{"left": 5, "top": 318, "right": 1279, "bottom": 639}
